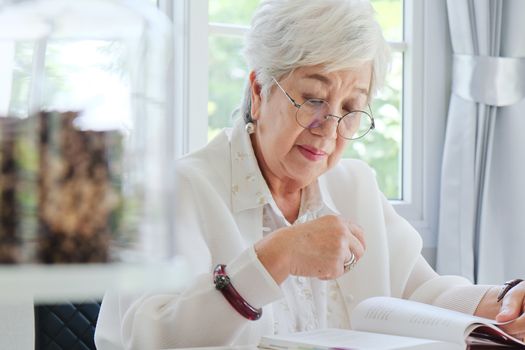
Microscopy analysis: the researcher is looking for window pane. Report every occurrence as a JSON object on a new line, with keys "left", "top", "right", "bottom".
{"left": 343, "top": 52, "right": 403, "bottom": 200}
{"left": 9, "top": 40, "right": 131, "bottom": 131}
{"left": 8, "top": 42, "right": 32, "bottom": 117}
{"left": 210, "top": 0, "right": 403, "bottom": 42}
{"left": 208, "top": 35, "right": 246, "bottom": 140}
{"left": 209, "top": 0, "right": 260, "bottom": 26}
{"left": 370, "top": 0, "right": 403, "bottom": 41}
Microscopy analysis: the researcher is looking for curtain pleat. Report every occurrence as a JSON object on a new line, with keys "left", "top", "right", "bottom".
{"left": 437, "top": 0, "right": 525, "bottom": 284}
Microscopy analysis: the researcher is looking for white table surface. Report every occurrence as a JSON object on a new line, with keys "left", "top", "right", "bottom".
{"left": 0, "top": 258, "right": 190, "bottom": 303}
{"left": 172, "top": 347, "right": 259, "bottom": 350}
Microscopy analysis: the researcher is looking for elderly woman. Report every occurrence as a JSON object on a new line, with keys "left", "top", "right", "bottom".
{"left": 95, "top": 0, "right": 525, "bottom": 348}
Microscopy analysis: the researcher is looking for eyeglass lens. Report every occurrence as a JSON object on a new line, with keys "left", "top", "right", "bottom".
{"left": 297, "top": 100, "right": 372, "bottom": 140}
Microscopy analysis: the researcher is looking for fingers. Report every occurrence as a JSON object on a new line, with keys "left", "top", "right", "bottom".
{"left": 348, "top": 222, "right": 366, "bottom": 250}
{"left": 496, "top": 283, "right": 525, "bottom": 322}
{"left": 346, "top": 230, "right": 365, "bottom": 262}
{"left": 285, "top": 215, "right": 366, "bottom": 280}
{"left": 497, "top": 283, "right": 525, "bottom": 335}
{"left": 499, "top": 316, "right": 525, "bottom": 338}
{"left": 325, "top": 215, "right": 366, "bottom": 262}
{"left": 339, "top": 220, "right": 365, "bottom": 277}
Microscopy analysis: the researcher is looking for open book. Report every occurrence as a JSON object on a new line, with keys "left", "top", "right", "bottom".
{"left": 259, "top": 297, "right": 525, "bottom": 349}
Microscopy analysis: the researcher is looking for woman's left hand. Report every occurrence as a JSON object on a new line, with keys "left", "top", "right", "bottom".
{"left": 495, "top": 280, "right": 525, "bottom": 340}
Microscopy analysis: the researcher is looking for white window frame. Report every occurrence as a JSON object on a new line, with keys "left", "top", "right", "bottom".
{"left": 0, "top": 42, "right": 15, "bottom": 115}
{"left": 162, "top": 0, "right": 209, "bottom": 154}
{"left": 165, "top": 0, "right": 452, "bottom": 262}
{"left": 397, "top": 0, "right": 452, "bottom": 263}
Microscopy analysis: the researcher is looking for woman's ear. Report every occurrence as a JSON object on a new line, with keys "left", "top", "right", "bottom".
{"left": 249, "top": 70, "right": 262, "bottom": 121}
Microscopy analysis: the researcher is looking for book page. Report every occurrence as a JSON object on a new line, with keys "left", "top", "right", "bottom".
{"left": 466, "top": 324, "right": 525, "bottom": 347}
{"left": 259, "top": 328, "right": 461, "bottom": 350}
{"left": 351, "top": 297, "right": 493, "bottom": 345}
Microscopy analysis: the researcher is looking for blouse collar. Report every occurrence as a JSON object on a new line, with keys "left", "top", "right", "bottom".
{"left": 229, "top": 118, "right": 340, "bottom": 216}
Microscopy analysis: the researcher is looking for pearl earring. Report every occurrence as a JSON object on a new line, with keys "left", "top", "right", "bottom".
{"left": 245, "top": 122, "right": 256, "bottom": 134}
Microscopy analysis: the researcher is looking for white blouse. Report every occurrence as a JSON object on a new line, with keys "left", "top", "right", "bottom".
{"left": 263, "top": 182, "right": 350, "bottom": 334}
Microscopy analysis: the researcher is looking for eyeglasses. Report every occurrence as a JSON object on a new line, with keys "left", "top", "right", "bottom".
{"left": 272, "top": 77, "right": 375, "bottom": 140}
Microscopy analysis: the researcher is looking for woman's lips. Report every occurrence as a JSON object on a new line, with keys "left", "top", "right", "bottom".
{"left": 297, "top": 145, "right": 327, "bottom": 161}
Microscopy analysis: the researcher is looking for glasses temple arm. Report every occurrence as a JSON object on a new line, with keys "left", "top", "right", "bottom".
{"left": 272, "top": 77, "right": 301, "bottom": 108}
{"left": 367, "top": 104, "right": 376, "bottom": 129}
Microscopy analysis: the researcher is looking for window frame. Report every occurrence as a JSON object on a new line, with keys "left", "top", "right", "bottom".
{"left": 0, "top": 42, "right": 15, "bottom": 115}
{"left": 165, "top": 0, "right": 451, "bottom": 260}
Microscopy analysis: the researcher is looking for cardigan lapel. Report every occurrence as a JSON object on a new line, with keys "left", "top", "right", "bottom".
{"left": 233, "top": 206, "right": 265, "bottom": 247}
{"left": 319, "top": 169, "right": 392, "bottom": 317}
{"left": 228, "top": 119, "right": 270, "bottom": 245}
{"left": 229, "top": 119, "right": 272, "bottom": 214}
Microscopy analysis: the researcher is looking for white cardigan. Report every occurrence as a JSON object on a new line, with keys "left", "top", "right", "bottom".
{"left": 95, "top": 120, "right": 491, "bottom": 349}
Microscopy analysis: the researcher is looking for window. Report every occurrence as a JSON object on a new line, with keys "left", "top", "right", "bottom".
{"left": 7, "top": 41, "right": 130, "bottom": 129}
{"left": 2, "top": 0, "right": 160, "bottom": 127}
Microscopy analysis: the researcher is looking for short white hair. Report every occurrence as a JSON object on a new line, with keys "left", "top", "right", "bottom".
{"left": 240, "top": 0, "right": 390, "bottom": 122}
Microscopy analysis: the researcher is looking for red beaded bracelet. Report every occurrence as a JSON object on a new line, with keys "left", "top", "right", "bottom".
{"left": 213, "top": 264, "right": 262, "bottom": 321}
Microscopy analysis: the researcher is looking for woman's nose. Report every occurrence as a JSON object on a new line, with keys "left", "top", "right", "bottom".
{"left": 310, "top": 115, "right": 338, "bottom": 139}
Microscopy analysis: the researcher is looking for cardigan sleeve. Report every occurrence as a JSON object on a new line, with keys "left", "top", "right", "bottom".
{"left": 378, "top": 191, "right": 492, "bottom": 316}
{"left": 404, "top": 256, "right": 492, "bottom": 315}
{"left": 95, "top": 165, "right": 282, "bottom": 349}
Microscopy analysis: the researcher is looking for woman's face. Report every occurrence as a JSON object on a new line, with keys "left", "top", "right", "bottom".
{"left": 250, "top": 64, "right": 372, "bottom": 189}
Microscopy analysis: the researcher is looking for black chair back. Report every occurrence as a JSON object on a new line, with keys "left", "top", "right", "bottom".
{"left": 34, "top": 302, "right": 101, "bottom": 350}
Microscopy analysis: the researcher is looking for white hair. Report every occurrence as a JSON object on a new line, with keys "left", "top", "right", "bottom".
{"left": 240, "top": 0, "right": 391, "bottom": 123}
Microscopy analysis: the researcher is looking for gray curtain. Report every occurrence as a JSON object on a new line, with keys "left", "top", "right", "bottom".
{"left": 437, "top": 0, "right": 525, "bottom": 284}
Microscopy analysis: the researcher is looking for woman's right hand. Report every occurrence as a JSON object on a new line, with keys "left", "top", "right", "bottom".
{"left": 254, "top": 215, "right": 366, "bottom": 284}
